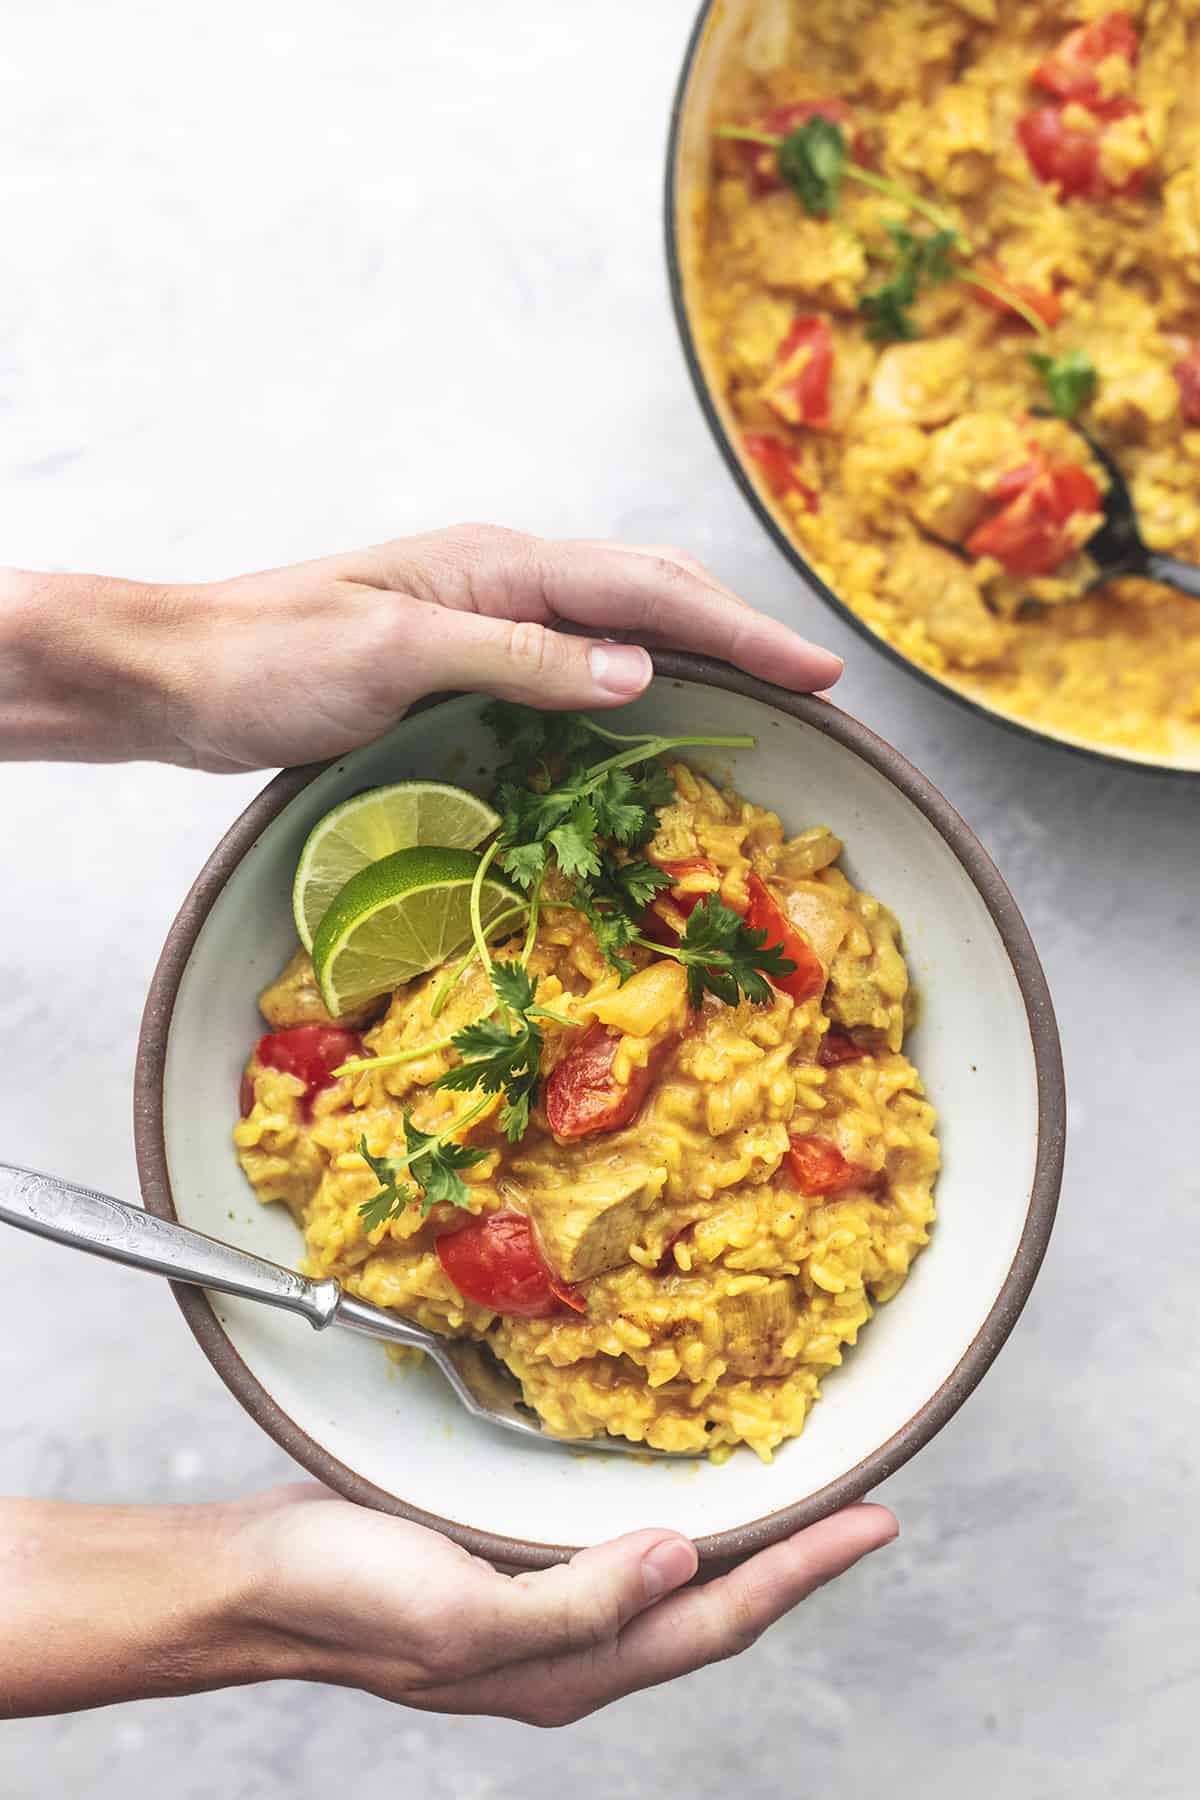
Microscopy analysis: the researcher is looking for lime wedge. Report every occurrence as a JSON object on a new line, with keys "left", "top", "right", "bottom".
{"left": 293, "top": 782, "right": 500, "bottom": 952}
{"left": 311, "top": 846, "right": 522, "bottom": 1016}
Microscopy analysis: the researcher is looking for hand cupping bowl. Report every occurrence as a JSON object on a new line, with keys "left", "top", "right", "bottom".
{"left": 134, "top": 653, "right": 1063, "bottom": 1570}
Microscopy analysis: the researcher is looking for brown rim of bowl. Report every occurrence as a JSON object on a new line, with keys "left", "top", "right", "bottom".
{"left": 134, "top": 652, "right": 1065, "bottom": 1571}
{"left": 663, "top": 0, "right": 1197, "bottom": 781}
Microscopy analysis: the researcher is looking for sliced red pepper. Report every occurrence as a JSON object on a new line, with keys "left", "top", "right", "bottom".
{"left": 969, "top": 260, "right": 1065, "bottom": 330}
{"left": 744, "top": 873, "right": 825, "bottom": 1004}
{"left": 818, "top": 1031, "right": 865, "bottom": 1068}
{"left": 544, "top": 1021, "right": 679, "bottom": 1140}
{"left": 736, "top": 99, "right": 866, "bottom": 195}
{"left": 1018, "top": 101, "right": 1147, "bottom": 201}
{"left": 765, "top": 317, "right": 834, "bottom": 430}
{"left": 786, "top": 1133, "right": 875, "bottom": 1196}
{"left": 1032, "top": 13, "right": 1139, "bottom": 110}
{"left": 742, "top": 433, "right": 820, "bottom": 511}
{"left": 1174, "top": 345, "right": 1200, "bottom": 425}
{"left": 436, "top": 1210, "right": 582, "bottom": 1319}
{"left": 966, "top": 455, "right": 1101, "bottom": 578}
{"left": 249, "top": 1024, "right": 364, "bottom": 1119}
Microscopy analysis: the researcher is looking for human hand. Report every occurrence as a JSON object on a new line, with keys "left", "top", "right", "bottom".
{"left": 1, "top": 525, "right": 840, "bottom": 771}
{"left": 235, "top": 1484, "right": 895, "bottom": 1724}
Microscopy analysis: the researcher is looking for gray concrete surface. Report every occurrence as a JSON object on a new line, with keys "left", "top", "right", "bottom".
{"left": 1, "top": 2, "right": 1197, "bottom": 1794}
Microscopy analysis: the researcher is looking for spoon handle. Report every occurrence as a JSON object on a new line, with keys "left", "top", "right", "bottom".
{"left": 0, "top": 1160, "right": 341, "bottom": 1328}
{"left": 1142, "top": 553, "right": 1200, "bottom": 601}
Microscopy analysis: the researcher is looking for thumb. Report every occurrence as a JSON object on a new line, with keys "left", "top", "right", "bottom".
{"left": 400, "top": 604, "right": 654, "bottom": 710}
{"left": 476, "top": 1529, "right": 698, "bottom": 1669}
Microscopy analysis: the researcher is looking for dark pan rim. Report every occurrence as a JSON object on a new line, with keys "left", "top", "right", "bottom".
{"left": 135, "top": 652, "right": 1065, "bottom": 1570}
{"left": 662, "top": 0, "right": 1198, "bottom": 783}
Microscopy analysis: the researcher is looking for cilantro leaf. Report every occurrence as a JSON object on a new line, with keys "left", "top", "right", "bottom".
{"left": 859, "top": 225, "right": 958, "bottom": 343}
{"left": 548, "top": 796, "right": 602, "bottom": 881}
{"left": 778, "top": 117, "right": 847, "bottom": 217}
{"left": 490, "top": 959, "right": 537, "bottom": 1016}
{"left": 356, "top": 1122, "right": 485, "bottom": 1227}
{"left": 357, "top": 1136, "right": 418, "bottom": 1230}
{"left": 669, "top": 895, "right": 796, "bottom": 1009}
{"left": 1031, "top": 349, "right": 1097, "bottom": 420}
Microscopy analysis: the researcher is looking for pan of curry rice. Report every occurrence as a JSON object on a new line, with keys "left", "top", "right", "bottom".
{"left": 667, "top": 0, "right": 1200, "bottom": 771}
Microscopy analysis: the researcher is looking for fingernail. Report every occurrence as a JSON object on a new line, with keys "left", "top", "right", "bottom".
{"left": 812, "top": 649, "right": 844, "bottom": 685}
{"left": 641, "top": 1537, "right": 697, "bottom": 1600}
{"left": 589, "top": 643, "right": 652, "bottom": 696}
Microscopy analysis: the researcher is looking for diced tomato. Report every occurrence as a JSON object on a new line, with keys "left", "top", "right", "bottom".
{"left": 1018, "top": 101, "right": 1147, "bottom": 201}
{"left": 250, "top": 1025, "right": 363, "bottom": 1118}
{"left": 970, "top": 260, "right": 1065, "bottom": 329}
{"left": 545, "top": 1021, "right": 678, "bottom": 1140}
{"left": 436, "top": 1211, "right": 582, "bottom": 1319}
{"left": 742, "top": 433, "right": 820, "bottom": 511}
{"left": 966, "top": 455, "right": 1102, "bottom": 578}
{"left": 818, "top": 1031, "right": 865, "bottom": 1068}
{"left": 786, "top": 1133, "right": 875, "bottom": 1196}
{"left": 737, "top": 99, "right": 866, "bottom": 195}
{"left": 239, "top": 1071, "right": 257, "bottom": 1117}
{"left": 1032, "top": 13, "right": 1139, "bottom": 110}
{"left": 1174, "top": 345, "right": 1200, "bottom": 425}
{"left": 766, "top": 318, "right": 834, "bottom": 430}
{"left": 744, "top": 873, "right": 825, "bottom": 1004}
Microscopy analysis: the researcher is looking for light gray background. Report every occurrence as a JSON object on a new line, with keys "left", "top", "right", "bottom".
{"left": 1, "top": 2, "right": 1196, "bottom": 1795}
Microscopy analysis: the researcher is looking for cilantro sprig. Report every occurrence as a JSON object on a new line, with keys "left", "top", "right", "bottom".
{"left": 432, "top": 960, "right": 569, "bottom": 1143}
{"left": 357, "top": 1116, "right": 488, "bottom": 1229}
{"left": 638, "top": 894, "right": 796, "bottom": 1008}
{"left": 859, "top": 224, "right": 957, "bottom": 343}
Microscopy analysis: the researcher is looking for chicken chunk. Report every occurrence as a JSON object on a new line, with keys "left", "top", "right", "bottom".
{"left": 515, "top": 1149, "right": 668, "bottom": 1284}
{"left": 869, "top": 339, "right": 971, "bottom": 426}
{"left": 258, "top": 947, "right": 382, "bottom": 1031}
{"left": 717, "top": 1280, "right": 799, "bottom": 1377}
{"left": 911, "top": 412, "right": 1031, "bottom": 543}
{"left": 883, "top": 541, "right": 1008, "bottom": 668}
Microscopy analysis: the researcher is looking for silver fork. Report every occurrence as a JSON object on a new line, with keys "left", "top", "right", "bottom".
{"left": 0, "top": 1162, "right": 686, "bottom": 1458}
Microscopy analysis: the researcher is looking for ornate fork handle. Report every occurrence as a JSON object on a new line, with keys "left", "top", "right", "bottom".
{"left": 0, "top": 1161, "right": 341, "bottom": 1327}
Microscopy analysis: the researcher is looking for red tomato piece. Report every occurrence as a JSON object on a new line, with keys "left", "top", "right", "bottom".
{"left": 239, "top": 1071, "right": 257, "bottom": 1117}
{"left": 786, "top": 1134, "right": 875, "bottom": 1196}
{"left": 738, "top": 99, "right": 866, "bottom": 195}
{"left": 966, "top": 457, "right": 1101, "bottom": 578}
{"left": 545, "top": 1020, "right": 677, "bottom": 1140}
{"left": 1032, "top": 13, "right": 1139, "bottom": 109}
{"left": 251, "top": 1025, "right": 363, "bottom": 1117}
{"left": 436, "top": 1211, "right": 575, "bottom": 1319}
{"left": 744, "top": 873, "right": 825, "bottom": 1004}
{"left": 742, "top": 433, "right": 821, "bottom": 511}
{"left": 1018, "top": 102, "right": 1147, "bottom": 201}
{"left": 818, "top": 1031, "right": 865, "bottom": 1068}
{"left": 768, "top": 318, "right": 834, "bottom": 430}
{"left": 970, "top": 260, "right": 1065, "bottom": 329}
{"left": 1174, "top": 345, "right": 1200, "bottom": 425}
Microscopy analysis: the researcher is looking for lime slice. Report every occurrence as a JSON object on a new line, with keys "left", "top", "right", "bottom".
{"left": 293, "top": 782, "right": 500, "bottom": 952}
{"left": 312, "top": 846, "right": 522, "bottom": 1016}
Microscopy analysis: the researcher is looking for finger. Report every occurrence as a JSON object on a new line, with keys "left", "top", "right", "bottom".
{"left": 567, "top": 540, "right": 748, "bottom": 606}
{"left": 458, "top": 1528, "right": 698, "bottom": 1674}
{"left": 535, "top": 541, "right": 843, "bottom": 692}
{"left": 370, "top": 594, "right": 655, "bottom": 710}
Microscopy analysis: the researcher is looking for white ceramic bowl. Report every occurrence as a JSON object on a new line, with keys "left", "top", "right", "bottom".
{"left": 135, "top": 654, "right": 1064, "bottom": 1569}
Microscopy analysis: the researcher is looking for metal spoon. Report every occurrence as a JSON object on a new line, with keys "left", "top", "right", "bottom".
{"left": 0, "top": 1162, "right": 685, "bottom": 1458}
{"left": 1049, "top": 413, "right": 1200, "bottom": 599}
